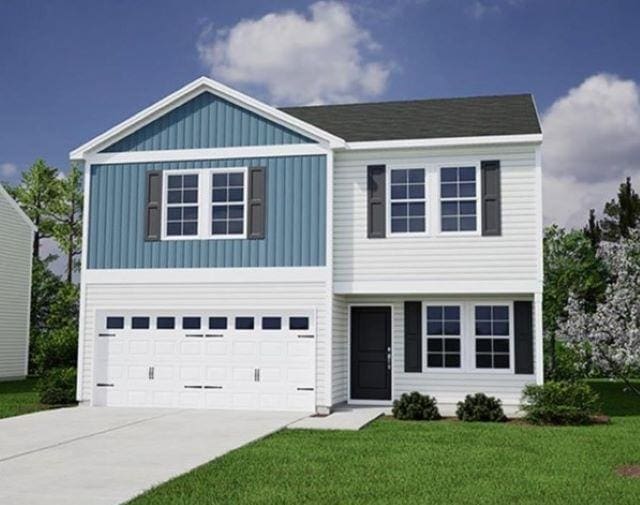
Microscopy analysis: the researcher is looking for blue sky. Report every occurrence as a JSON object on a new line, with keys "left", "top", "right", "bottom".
{"left": 2, "top": 0, "right": 640, "bottom": 227}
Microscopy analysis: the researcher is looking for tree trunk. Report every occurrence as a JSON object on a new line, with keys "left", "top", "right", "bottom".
{"left": 33, "top": 230, "right": 40, "bottom": 259}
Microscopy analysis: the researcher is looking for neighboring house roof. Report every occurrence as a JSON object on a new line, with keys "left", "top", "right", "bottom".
{"left": 0, "top": 183, "right": 36, "bottom": 232}
{"left": 280, "top": 94, "right": 541, "bottom": 142}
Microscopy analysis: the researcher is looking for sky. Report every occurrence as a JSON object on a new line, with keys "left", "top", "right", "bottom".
{"left": 2, "top": 0, "right": 640, "bottom": 232}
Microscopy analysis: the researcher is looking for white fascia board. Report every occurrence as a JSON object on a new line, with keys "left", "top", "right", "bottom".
{"left": 70, "top": 76, "right": 345, "bottom": 160}
{"left": 84, "top": 266, "right": 329, "bottom": 285}
{"left": 0, "top": 183, "right": 36, "bottom": 232}
{"left": 333, "top": 279, "right": 539, "bottom": 295}
{"left": 86, "top": 143, "right": 329, "bottom": 165}
{"left": 343, "top": 133, "right": 543, "bottom": 151}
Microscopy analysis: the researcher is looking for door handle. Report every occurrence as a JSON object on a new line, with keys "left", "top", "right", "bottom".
{"left": 387, "top": 347, "right": 391, "bottom": 371}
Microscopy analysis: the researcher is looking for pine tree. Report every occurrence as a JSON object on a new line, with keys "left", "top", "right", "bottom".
{"left": 600, "top": 177, "right": 640, "bottom": 241}
{"left": 583, "top": 208, "right": 602, "bottom": 249}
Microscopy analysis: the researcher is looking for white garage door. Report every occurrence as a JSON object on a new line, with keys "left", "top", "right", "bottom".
{"left": 92, "top": 310, "right": 316, "bottom": 411}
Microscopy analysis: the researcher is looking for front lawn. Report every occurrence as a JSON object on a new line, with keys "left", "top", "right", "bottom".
{"left": 129, "top": 380, "right": 640, "bottom": 505}
{"left": 0, "top": 377, "right": 49, "bottom": 419}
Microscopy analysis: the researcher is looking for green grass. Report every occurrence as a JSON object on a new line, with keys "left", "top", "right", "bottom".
{"left": 0, "top": 377, "right": 50, "bottom": 419}
{"left": 128, "top": 380, "right": 640, "bottom": 505}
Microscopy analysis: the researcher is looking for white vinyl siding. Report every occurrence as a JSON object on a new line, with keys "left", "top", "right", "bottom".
{"left": 336, "top": 294, "right": 539, "bottom": 409}
{"left": 0, "top": 190, "right": 33, "bottom": 379}
{"left": 333, "top": 144, "right": 540, "bottom": 294}
{"left": 79, "top": 279, "right": 331, "bottom": 408}
{"left": 331, "top": 294, "right": 349, "bottom": 405}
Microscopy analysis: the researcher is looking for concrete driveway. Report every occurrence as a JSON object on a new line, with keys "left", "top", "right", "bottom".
{"left": 0, "top": 407, "right": 306, "bottom": 505}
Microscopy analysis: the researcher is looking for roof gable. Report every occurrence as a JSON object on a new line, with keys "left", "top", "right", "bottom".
{"left": 0, "top": 184, "right": 36, "bottom": 232}
{"left": 102, "top": 91, "right": 313, "bottom": 152}
{"left": 281, "top": 94, "right": 542, "bottom": 142}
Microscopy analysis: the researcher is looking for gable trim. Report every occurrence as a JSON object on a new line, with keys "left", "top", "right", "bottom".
{"left": 70, "top": 77, "right": 346, "bottom": 160}
{"left": 0, "top": 183, "right": 37, "bottom": 232}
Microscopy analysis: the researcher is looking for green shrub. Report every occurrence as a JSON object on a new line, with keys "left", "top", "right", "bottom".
{"left": 521, "top": 381, "right": 600, "bottom": 425}
{"left": 38, "top": 367, "right": 77, "bottom": 405}
{"left": 392, "top": 392, "right": 441, "bottom": 420}
{"left": 32, "top": 326, "right": 78, "bottom": 375}
{"left": 456, "top": 393, "right": 506, "bottom": 422}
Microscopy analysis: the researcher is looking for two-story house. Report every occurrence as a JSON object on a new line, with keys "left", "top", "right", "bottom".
{"left": 71, "top": 77, "right": 542, "bottom": 415}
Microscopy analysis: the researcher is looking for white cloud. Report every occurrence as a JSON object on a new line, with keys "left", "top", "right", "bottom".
{"left": 1, "top": 162, "right": 17, "bottom": 178}
{"left": 197, "top": 1, "right": 392, "bottom": 105}
{"left": 542, "top": 74, "right": 640, "bottom": 228}
{"left": 465, "top": 0, "right": 524, "bottom": 19}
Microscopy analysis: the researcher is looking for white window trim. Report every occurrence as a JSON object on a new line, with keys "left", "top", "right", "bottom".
{"left": 418, "top": 300, "right": 514, "bottom": 374}
{"left": 161, "top": 167, "right": 249, "bottom": 241}
{"left": 422, "top": 302, "right": 464, "bottom": 373}
{"left": 471, "top": 301, "right": 514, "bottom": 373}
{"left": 386, "top": 165, "right": 429, "bottom": 237}
{"left": 437, "top": 164, "right": 482, "bottom": 237}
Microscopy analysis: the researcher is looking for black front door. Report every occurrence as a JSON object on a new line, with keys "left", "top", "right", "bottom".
{"left": 350, "top": 307, "right": 391, "bottom": 400}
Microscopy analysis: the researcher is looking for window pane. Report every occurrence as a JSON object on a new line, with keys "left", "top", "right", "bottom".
{"left": 408, "top": 202, "right": 425, "bottom": 216}
{"left": 228, "top": 188, "right": 243, "bottom": 202}
{"left": 167, "top": 207, "right": 182, "bottom": 220}
{"left": 212, "top": 206, "right": 227, "bottom": 219}
{"left": 493, "top": 306, "right": 509, "bottom": 319}
{"left": 228, "top": 172, "right": 243, "bottom": 186}
{"left": 168, "top": 190, "right": 182, "bottom": 204}
{"left": 212, "top": 221, "right": 227, "bottom": 235}
{"left": 131, "top": 317, "right": 150, "bottom": 329}
{"left": 460, "top": 217, "right": 476, "bottom": 231}
{"left": 441, "top": 183, "right": 457, "bottom": 198}
{"left": 228, "top": 205, "right": 243, "bottom": 219}
{"left": 106, "top": 317, "right": 124, "bottom": 329}
{"left": 183, "top": 174, "right": 198, "bottom": 188}
{"left": 445, "top": 354, "right": 461, "bottom": 368}
{"left": 209, "top": 317, "right": 227, "bottom": 330}
{"left": 228, "top": 220, "right": 243, "bottom": 234}
{"left": 391, "top": 202, "right": 407, "bottom": 217}
{"left": 408, "top": 218, "right": 425, "bottom": 232}
{"left": 157, "top": 317, "right": 175, "bottom": 329}
{"left": 441, "top": 167, "right": 457, "bottom": 182}
{"left": 444, "top": 338, "right": 460, "bottom": 352}
{"left": 427, "top": 321, "right": 443, "bottom": 335}
{"left": 459, "top": 167, "right": 475, "bottom": 181}
{"left": 168, "top": 175, "right": 182, "bottom": 189}
{"left": 444, "top": 306, "right": 460, "bottom": 319}
{"left": 493, "top": 339, "right": 510, "bottom": 353}
{"left": 493, "top": 321, "right": 509, "bottom": 336}
{"left": 167, "top": 222, "right": 181, "bottom": 236}
{"left": 408, "top": 169, "right": 424, "bottom": 183}
{"left": 459, "top": 201, "right": 476, "bottom": 215}
{"left": 290, "top": 317, "right": 309, "bottom": 330}
{"left": 212, "top": 189, "right": 227, "bottom": 202}
{"left": 475, "top": 321, "right": 492, "bottom": 336}
{"left": 183, "top": 206, "right": 198, "bottom": 220}
{"left": 441, "top": 201, "right": 458, "bottom": 216}
{"left": 262, "top": 317, "right": 282, "bottom": 330}
{"left": 212, "top": 173, "right": 227, "bottom": 187}
{"left": 443, "top": 321, "right": 460, "bottom": 335}
{"left": 183, "top": 317, "right": 201, "bottom": 330}
{"left": 183, "top": 222, "right": 198, "bottom": 235}
{"left": 391, "top": 185, "right": 406, "bottom": 199}
{"left": 182, "top": 190, "right": 198, "bottom": 204}
{"left": 427, "top": 306, "right": 443, "bottom": 319}
{"left": 459, "top": 183, "right": 476, "bottom": 198}
{"left": 235, "top": 317, "right": 254, "bottom": 330}
{"left": 494, "top": 354, "right": 510, "bottom": 368}
{"left": 408, "top": 184, "right": 425, "bottom": 199}
{"left": 476, "top": 306, "right": 492, "bottom": 319}
{"left": 391, "top": 169, "right": 407, "bottom": 183}
{"left": 476, "top": 354, "right": 492, "bottom": 368}
{"left": 476, "top": 338, "right": 492, "bottom": 352}
{"left": 427, "top": 354, "right": 443, "bottom": 367}
{"left": 427, "top": 338, "right": 443, "bottom": 351}
{"left": 391, "top": 219, "right": 407, "bottom": 233}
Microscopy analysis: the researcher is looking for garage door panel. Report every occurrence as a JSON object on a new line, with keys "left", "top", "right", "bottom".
{"left": 94, "top": 310, "right": 316, "bottom": 412}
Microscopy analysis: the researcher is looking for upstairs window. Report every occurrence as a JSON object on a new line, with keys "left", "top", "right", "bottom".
{"left": 166, "top": 173, "right": 199, "bottom": 237}
{"left": 211, "top": 170, "right": 246, "bottom": 237}
{"left": 440, "top": 167, "right": 477, "bottom": 232}
{"left": 389, "top": 168, "right": 426, "bottom": 234}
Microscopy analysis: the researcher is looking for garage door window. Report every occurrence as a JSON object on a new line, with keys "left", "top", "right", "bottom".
{"left": 289, "top": 317, "right": 309, "bottom": 330}
{"left": 157, "top": 317, "right": 175, "bottom": 329}
{"left": 235, "top": 317, "right": 254, "bottom": 330}
{"left": 183, "top": 317, "right": 201, "bottom": 330}
{"left": 262, "top": 317, "right": 282, "bottom": 330}
{"left": 132, "top": 317, "right": 150, "bottom": 329}
{"left": 106, "top": 316, "right": 124, "bottom": 329}
{"left": 209, "top": 317, "right": 227, "bottom": 330}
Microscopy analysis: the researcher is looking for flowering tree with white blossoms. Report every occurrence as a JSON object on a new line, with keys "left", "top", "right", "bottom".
{"left": 558, "top": 229, "right": 640, "bottom": 397}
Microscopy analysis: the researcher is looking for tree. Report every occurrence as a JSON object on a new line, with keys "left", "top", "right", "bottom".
{"left": 543, "top": 225, "right": 608, "bottom": 378}
{"left": 9, "top": 159, "right": 60, "bottom": 258}
{"left": 600, "top": 177, "right": 640, "bottom": 241}
{"left": 51, "top": 164, "right": 83, "bottom": 283}
{"left": 583, "top": 208, "right": 602, "bottom": 249}
{"left": 558, "top": 229, "right": 640, "bottom": 397}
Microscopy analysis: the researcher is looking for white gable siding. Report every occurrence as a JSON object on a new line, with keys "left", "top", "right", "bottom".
{"left": 79, "top": 279, "right": 331, "bottom": 408}
{"left": 0, "top": 190, "right": 33, "bottom": 379}
{"left": 333, "top": 143, "right": 541, "bottom": 294}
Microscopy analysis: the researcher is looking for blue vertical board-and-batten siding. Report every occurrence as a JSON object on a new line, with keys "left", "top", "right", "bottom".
{"left": 88, "top": 156, "right": 326, "bottom": 269}
{"left": 102, "top": 92, "right": 314, "bottom": 152}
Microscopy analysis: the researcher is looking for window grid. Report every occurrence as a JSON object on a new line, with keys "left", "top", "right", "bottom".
{"left": 166, "top": 173, "right": 199, "bottom": 237}
{"left": 425, "top": 305, "right": 461, "bottom": 369}
{"left": 211, "top": 170, "right": 245, "bottom": 237}
{"left": 475, "top": 305, "right": 510, "bottom": 369}
{"left": 440, "top": 166, "right": 477, "bottom": 232}
{"left": 389, "top": 168, "right": 426, "bottom": 234}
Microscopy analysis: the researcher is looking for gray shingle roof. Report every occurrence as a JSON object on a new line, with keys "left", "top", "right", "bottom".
{"left": 280, "top": 94, "right": 541, "bottom": 142}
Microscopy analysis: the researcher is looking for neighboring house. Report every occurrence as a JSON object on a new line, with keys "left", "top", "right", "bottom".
{"left": 70, "top": 77, "right": 543, "bottom": 414}
{"left": 0, "top": 184, "right": 35, "bottom": 381}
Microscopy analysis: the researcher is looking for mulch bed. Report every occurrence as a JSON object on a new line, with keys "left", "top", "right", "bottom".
{"left": 616, "top": 465, "right": 640, "bottom": 478}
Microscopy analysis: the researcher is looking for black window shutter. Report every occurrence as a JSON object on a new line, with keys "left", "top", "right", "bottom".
{"left": 145, "top": 170, "right": 162, "bottom": 241}
{"left": 481, "top": 160, "right": 501, "bottom": 236}
{"left": 404, "top": 301, "right": 422, "bottom": 372}
{"left": 367, "top": 165, "right": 386, "bottom": 238}
{"left": 247, "top": 166, "right": 266, "bottom": 239}
{"left": 514, "top": 301, "right": 534, "bottom": 374}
